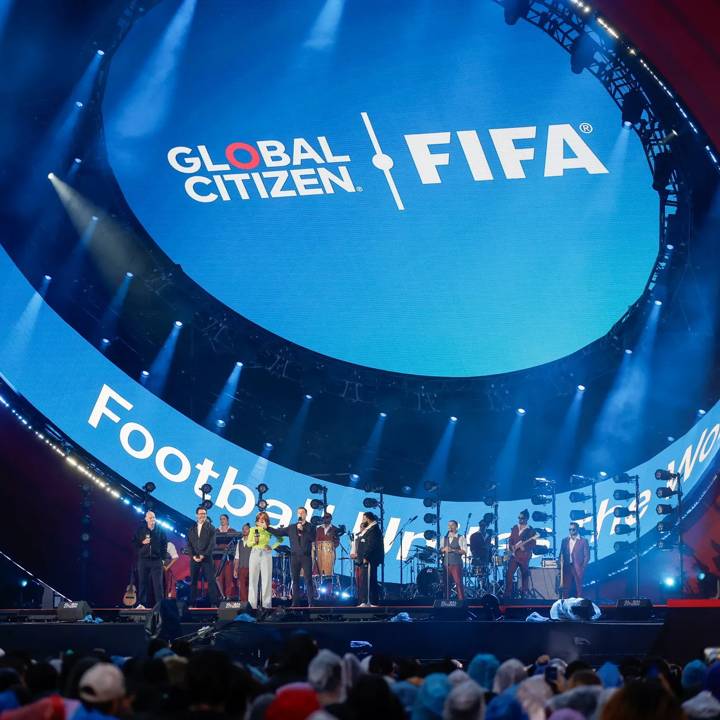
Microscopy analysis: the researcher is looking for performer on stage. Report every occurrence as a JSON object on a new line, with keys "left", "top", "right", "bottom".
{"left": 267, "top": 507, "right": 314, "bottom": 606}
{"left": 246, "top": 511, "right": 277, "bottom": 610}
{"left": 233, "top": 523, "right": 252, "bottom": 603}
{"left": 215, "top": 513, "right": 237, "bottom": 599}
{"left": 133, "top": 510, "right": 168, "bottom": 608}
{"left": 187, "top": 506, "right": 219, "bottom": 607}
{"left": 352, "top": 511, "right": 383, "bottom": 606}
{"left": 559, "top": 521, "right": 590, "bottom": 597}
{"left": 314, "top": 512, "right": 340, "bottom": 578}
{"left": 469, "top": 519, "right": 492, "bottom": 567}
{"left": 441, "top": 520, "right": 467, "bottom": 600}
{"left": 504, "top": 509, "right": 536, "bottom": 598}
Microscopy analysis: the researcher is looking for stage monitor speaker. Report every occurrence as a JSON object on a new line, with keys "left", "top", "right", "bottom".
{"left": 530, "top": 567, "right": 559, "bottom": 600}
{"left": 431, "top": 599, "right": 470, "bottom": 620}
{"left": 616, "top": 598, "right": 654, "bottom": 621}
{"left": 56, "top": 600, "right": 92, "bottom": 622}
{"left": 217, "top": 600, "right": 249, "bottom": 622}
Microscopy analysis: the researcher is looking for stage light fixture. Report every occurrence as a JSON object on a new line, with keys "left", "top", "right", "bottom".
{"left": 531, "top": 494, "right": 551, "bottom": 506}
{"left": 379, "top": 412, "right": 387, "bottom": 418}
{"left": 423, "top": 530, "right": 437, "bottom": 541}
{"left": 482, "top": 512, "right": 495, "bottom": 525}
{"left": 310, "top": 498, "right": 325, "bottom": 510}
{"left": 201, "top": 499, "right": 213, "bottom": 510}
{"left": 656, "top": 520, "right": 675, "bottom": 533}
{"left": 569, "top": 509, "right": 590, "bottom": 521}
{"left": 401, "top": 485, "right": 411, "bottom": 495}
{"left": 482, "top": 496, "right": 496, "bottom": 507}
{"left": 699, "top": 409, "right": 707, "bottom": 416}
{"left": 502, "top": 0, "right": 530, "bottom": 25}
{"left": 652, "top": 151, "right": 674, "bottom": 191}
{"left": 423, "top": 497, "right": 438, "bottom": 508}
{"left": 75, "top": 100, "right": 84, "bottom": 108}
{"left": 615, "top": 523, "right": 633, "bottom": 535}
{"left": 613, "top": 489, "right": 634, "bottom": 501}
{"left": 655, "top": 468, "right": 681, "bottom": 481}
{"left": 450, "top": 416, "right": 458, "bottom": 422}
{"left": 570, "top": 32, "right": 597, "bottom": 74}
{"left": 577, "top": 384, "right": 586, "bottom": 392}
{"left": 97, "top": 49, "right": 105, "bottom": 56}
{"left": 569, "top": 491, "right": 591, "bottom": 503}
{"left": 614, "top": 541, "right": 632, "bottom": 552}
{"left": 305, "top": 394, "right": 312, "bottom": 400}
{"left": 349, "top": 474, "right": 360, "bottom": 484}
{"left": 656, "top": 504, "right": 674, "bottom": 515}
{"left": 257, "top": 499, "right": 268, "bottom": 510}
{"left": 74, "top": 157, "right": 82, "bottom": 165}
{"left": 535, "top": 528, "right": 552, "bottom": 538}
{"left": 264, "top": 442, "right": 273, "bottom": 449}
{"left": 532, "top": 511, "right": 551, "bottom": 523}
{"left": 257, "top": 483, "right": 268, "bottom": 494}
{"left": 612, "top": 473, "right": 634, "bottom": 484}
{"left": 200, "top": 483, "right": 212, "bottom": 495}
{"left": 598, "top": 471, "right": 608, "bottom": 478}
{"left": 516, "top": 407, "right": 526, "bottom": 416}
{"left": 662, "top": 576, "right": 676, "bottom": 588}
{"left": 424, "top": 513, "right": 438, "bottom": 524}
{"left": 621, "top": 88, "right": 645, "bottom": 127}
{"left": 654, "top": 299, "right": 663, "bottom": 306}
{"left": 613, "top": 507, "right": 635, "bottom": 518}
{"left": 569, "top": 474, "right": 592, "bottom": 489}
{"left": 625, "top": 348, "right": 633, "bottom": 355}
{"left": 309, "top": 483, "right": 327, "bottom": 495}
{"left": 142, "top": 482, "right": 156, "bottom": 494}
{"left": 363, "top": 498, "right": 380, "bottom": 509}
{"left": 656, "top": 487, "right": 678, "bottom": 499}
{"left": 424, "top": 481, "right": 438, "bottom": 493}
{"left": 47, "top": 172, "right": 54, "bottom": 180}
{"left": 215, "top": 419, "right": 225, "bottom": 429}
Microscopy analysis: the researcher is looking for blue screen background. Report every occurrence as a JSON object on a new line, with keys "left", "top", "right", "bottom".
{"left": 102, "top": 0, "right": 659, "bottom": 377}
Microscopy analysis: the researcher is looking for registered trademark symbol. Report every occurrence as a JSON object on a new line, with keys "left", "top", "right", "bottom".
{"left": 356, "top": 186, "right": 363, "bottom": 192}
{"left": 579, "top": 122, "right": 593, "bottom": 134}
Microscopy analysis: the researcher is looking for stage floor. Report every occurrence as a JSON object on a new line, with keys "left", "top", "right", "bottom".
{"left": 1, "top": 603, "right": 716, "bottom": 664}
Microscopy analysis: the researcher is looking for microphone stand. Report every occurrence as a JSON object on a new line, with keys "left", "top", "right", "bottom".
{"left": 397, "top": 515, "right": 417, "bottom": 598}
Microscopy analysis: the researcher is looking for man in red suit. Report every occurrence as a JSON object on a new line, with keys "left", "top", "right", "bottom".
{"left": 559, "top": 521, "right": 590, "bottom": 597}
{"left": 505, "top": 509, "right": 536, "bottom": 598}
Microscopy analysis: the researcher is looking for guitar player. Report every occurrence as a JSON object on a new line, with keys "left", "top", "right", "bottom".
{"left": 504, "top": 509, "right": 537, "bottom": 599}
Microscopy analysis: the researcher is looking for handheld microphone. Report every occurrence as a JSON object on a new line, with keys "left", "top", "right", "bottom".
{"left": 255, "top": 528, "right": 260, "bottom": 545}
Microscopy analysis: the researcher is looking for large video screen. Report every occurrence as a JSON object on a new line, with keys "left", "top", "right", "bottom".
{"left": 102, "top": 0, "right": 658, "bottom": 377}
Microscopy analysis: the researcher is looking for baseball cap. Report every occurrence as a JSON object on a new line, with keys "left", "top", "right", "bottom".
{"left": 78, "top": 663, "right": 125, "bottom": 704}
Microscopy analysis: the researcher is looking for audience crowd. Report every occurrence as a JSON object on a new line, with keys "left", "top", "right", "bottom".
{"left": 1, "top": 631, "right": 719, "bottom": 720}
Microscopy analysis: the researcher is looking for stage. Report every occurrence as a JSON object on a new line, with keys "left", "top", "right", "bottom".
{"left": 1, "top": 602, "right": 717, "bottom": 666}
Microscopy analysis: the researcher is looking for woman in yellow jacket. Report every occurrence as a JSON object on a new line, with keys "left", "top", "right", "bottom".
{"left": 246, "top": 511, "right": 278, "bottom": 609}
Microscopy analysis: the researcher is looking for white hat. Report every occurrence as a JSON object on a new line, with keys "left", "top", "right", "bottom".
{"left": 78, "top": 663, "right": 125, "bottom": 704}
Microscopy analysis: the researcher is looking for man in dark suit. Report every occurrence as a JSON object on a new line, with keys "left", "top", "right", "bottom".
{"left": 133, "top": 510, "right": 168, "bottom": 608}
{"left": 559, "top": 521, "right": 590, "bottom": 597}
{"left": 268, "top": 506, "right": 314, "bottom": 606}
{"left": 353, "top": 511, "right": 384, "bottom": 606}
{"left": 187, "top": 506, "right": 219, "bottom": 606}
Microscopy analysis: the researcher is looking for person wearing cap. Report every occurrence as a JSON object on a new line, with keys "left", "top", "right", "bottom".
{"left": 77, "top": 663, "right": 127, "bottom": 717}
{"left": 133, "top": 510, "right": 168, "bottom": 609}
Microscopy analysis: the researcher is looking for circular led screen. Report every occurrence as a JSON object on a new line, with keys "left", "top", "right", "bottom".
{"left": 103, "top": 0, "right": 658, "bottom": 377}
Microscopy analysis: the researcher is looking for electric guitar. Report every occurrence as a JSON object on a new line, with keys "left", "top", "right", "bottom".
{"left": 511, "top": 532, "right": 539, "bottom": 558}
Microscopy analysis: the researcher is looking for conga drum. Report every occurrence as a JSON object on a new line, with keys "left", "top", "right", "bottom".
{"left": 315, "top": 541, "right": 336, "bottom": 577}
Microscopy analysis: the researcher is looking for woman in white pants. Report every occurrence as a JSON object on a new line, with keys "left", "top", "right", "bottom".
{"left": 246, "top": 511, "right": 275, "bottom": 609}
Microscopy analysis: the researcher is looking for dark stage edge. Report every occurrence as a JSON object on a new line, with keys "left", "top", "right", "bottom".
{"left": 1, "top": 606, "right": 718, "bottom": 665}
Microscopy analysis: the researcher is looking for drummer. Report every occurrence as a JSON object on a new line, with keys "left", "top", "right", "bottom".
{"left": 314, "top": 512, "right": 340, "bottom": 578}
{"left": 469, "top": 519, "right": 492, "bottom": 567}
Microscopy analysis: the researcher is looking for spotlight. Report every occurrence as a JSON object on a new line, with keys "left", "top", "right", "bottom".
{"left": 174, "top": 320, "right": 183, "bottom": 328}
{"left": 615, "top": 523, "right": 633, "bottom": 535}
{"left": 424, "top": 481, "right": 439, "bottom": 493}
{"left": 698, "top": 571, "right": 707, "bottom": 581}
{"left": 310, "top": 498, "right": 325, "bottom": 510}
{"left": 598, "top": 471, "right": 608, "bottom": 478}
{"left": 570, "top": 492, "right": 591, "bottom": 503}
{"left": 570, "top": 509, "right": 591, "bottom": 521}
{"left": 516, "top": 408, "right": 526, "bottom": 416}
{"left": 577, "top": 384, "right": 586, "bottom": 392}
{"left": 612, "top": 473, "right": 633, "bottom": 484}
{"left": 258, "top": 499, "right": 268, "bottom": 510}
{"left": 656, "top": 520, "right": 675, "bottom": 533}
{"left": 656, "top": 504, "right": 674, "bottom": 515}
{"left": 100, "top": 338, "right": 110, "bottom": 347}
{"left": 613, "top": 489, "right": 634, "bottom": 501}
{"left": 423, "top": 513, "right": 438, "bottom": 524}
{"left": 264, "top": 442, "right": 273, "bottom": 449}
{"left": 401, "top": 485, "right": 412, "bottom": 494}
{"left": 141, "top": 370, "right": 150, "bottom": 378}
{"left": 47, "top": 172, "right": 54, "bottom": 180}
{"left": 74, "top": 157, "right": 82, "bottom": 164}
{"left": 363, "top": 498, "right": 380, "bottom": 509}
{"left": 305, "top": 394, "right": 313, "bottom": 400}
{"left": 309, "top": 483, "right": 327, "bottom": 495}
{"left": 613, "top": 507, "right": 634, "bottom": 518}
{"left": 654, "top": 299, "right": 663, "bottom": 306}
{"left": 200, "top": 483, "right": 212, "bottom": 495}
{"left": 75, "top": 100, "right": 84, "bottom": 108}
{"left": 19, "top": 579, "right": 28, "bottom": 588}
{"left": 43, "top": 274, "right": 52, "bottom": 282}
{"left": 621, "top": 88, "right": 645, "bottom": 127}
{"left": 423, "top": 498, "right": 437, "bottom": 508}
{"left": 614, "top": 541, "right": 632, "bottom": 552}
{"left": 257, "top": 483, "right": 268, "bottom": 494}
{"left": 379, "top": 411, "right": 387, "bottom": 418}
{"left": 662, "top": 576, "right": 677, "bottom": 588}
{"left": 532, "top": 511, "right": 551, "bottom": 523}
{"left": 624, "top": 348, "right": 633, "bottom": 355}
{"left": 201, "top": 499, "right": 213, "bottom": 510}
{"left": 656, "top": 487, "right": 678, "bottom": 499}
{"left": 215, "top": 419, "right": 226, "bottom": 429}
{"left": 666, "top": 243, "right": 675, "bottom": 250}
{"left": 142, "top": 482, "right": 156, "bottom": 493}
{"left": 570, "top": 32, "right": 597, "bottom": 74}
{"left": 126, "top": 271, "right": 134, "bottom": 278}
{"left": 699, "top": 409, "right": 707, "bottom": 416}
{"left": 423, "top": 530, "right": 437, "bottom": 541}
{"left": 236, "top": 361, "right": 243, "bottom": 367}
{"left": 655, "top": 469, "right": 680, "bottom": 481}
{"left": 349, "top": 474, "right": 360, "bottom": 484}
{"left": 531, "top": 494, "right": 551, "bottom": 506}
{"left": 96, "top": 49, "right": 105, "bottom": 56}
{"left": 450, "top": 416, "right": 458, "bottom": 422}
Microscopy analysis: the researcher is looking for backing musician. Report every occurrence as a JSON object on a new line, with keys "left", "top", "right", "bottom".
{"left": 504, "top": 509, "right": 536, "bottom": 598}
{"left": 352, "top": 511, "right": 383, "bottom": 606}
{"left": 441, "top": 520, "right": 466, "bottom": 600}
{"left": 559, "top": 521, "right": 590, "bottom": 597}
{"left": 469, "top": 519, "right": 492, "bottom": 567}
{"left": 314, "top": 512, "right": 340, "bottom": 579}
